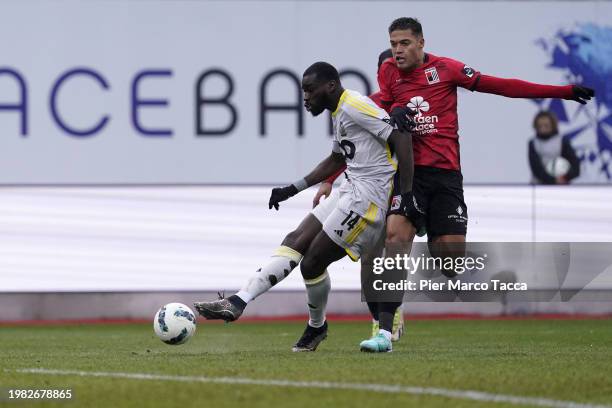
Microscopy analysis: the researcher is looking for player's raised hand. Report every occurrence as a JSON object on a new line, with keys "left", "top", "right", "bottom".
{"left": 570, "top": 85, "right": 595, "bottom": 104}
{"left": 390, "top": 106, "right": 417, "bottom": 133}
{"left": 269, "top": 185, "right": 298, "bottom": 210}
{"left": 313, "top": 182, "right": 332, "bottom": 208}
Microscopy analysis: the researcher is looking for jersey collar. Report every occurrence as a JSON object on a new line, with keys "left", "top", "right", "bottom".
{"left": 399, "top": 53, "right": 431, "bottom": 78}
{"left": 332, "top": 90, "right": 348, "bottom": 117}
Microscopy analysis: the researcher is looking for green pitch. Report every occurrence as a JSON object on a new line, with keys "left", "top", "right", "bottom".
{"left": 1, "top": 319, "right": 611, "bottom": 408}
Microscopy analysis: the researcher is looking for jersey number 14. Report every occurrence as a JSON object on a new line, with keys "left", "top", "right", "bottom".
{"left": 341, "top": 210, "right": 361, "bottom": 230}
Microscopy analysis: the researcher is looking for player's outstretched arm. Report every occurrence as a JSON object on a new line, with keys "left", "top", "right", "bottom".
{"left": 268, "top": 152, "right": 346, "bottom": 211}
{"left": 388, "top": 129, "right": 415, "bottom": 213}
{"left": 303, "top": 151, "right": 346, "bottom": 187}
{"left": 475, "top": 75, "right": 595, "bottom": 104}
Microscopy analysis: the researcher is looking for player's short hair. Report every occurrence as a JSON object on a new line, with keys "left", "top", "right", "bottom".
{"left": 303, "top": 62, "right": 340, "bottom": 84}
{"left": 388, "top": 17, "right": 423, "bottom": 37}
{"left": 532, "top": 110, "right": 559, "bottom": 133}
{"left": 377, "top": 49, "right": 393, "bottom": 71}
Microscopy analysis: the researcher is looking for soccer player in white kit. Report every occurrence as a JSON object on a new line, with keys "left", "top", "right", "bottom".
{"left": 194, "top": 61, "right": 415, "bottom": 352}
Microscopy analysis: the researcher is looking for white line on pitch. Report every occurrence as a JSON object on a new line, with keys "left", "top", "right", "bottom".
{"left": 13, "top": 368, "right": 610, "bottom": 408}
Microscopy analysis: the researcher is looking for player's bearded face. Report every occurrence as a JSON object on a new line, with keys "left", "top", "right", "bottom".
{"left": 302, "top": 76, "right": 329, "bottom": 116}
{"left": 390, "top": 29, "right": 424, "bottom": 72}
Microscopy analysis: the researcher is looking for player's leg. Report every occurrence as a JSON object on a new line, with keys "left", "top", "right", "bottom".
{"left": 360, "top": 230, "right": 384, "bottom": 337}
{"left": 361, "top": 226, "right": 404, "bottom": 341}
{"left": 429, "top": 234, "right": 466, "bottom": 278}
{"left": 294, "top": 199, "right": 385, "bottom": 352}
{"left": 193, "top": 213, "right": 322, "bottom": 321}
{"left": 360, "top": 169, "right": 426, "bottom": 352}
{"left": 359, "top": 214, "right": 415, "bottom": 352}
{"left": 234, "top": 214, "right": 322, "bottom": 304}
{"left": 292, "top": 229, "right": 347, "bottom": 352}
{"left": 426, "top": 169, "right": 468, "bottom": 278}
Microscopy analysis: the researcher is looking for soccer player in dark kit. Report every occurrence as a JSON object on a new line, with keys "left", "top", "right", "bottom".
{"left": 356, "top": 17, "right": 595, "bottom": 352}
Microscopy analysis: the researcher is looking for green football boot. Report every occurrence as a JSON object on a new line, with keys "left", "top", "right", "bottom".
{"left": 359, "top": 333, "right": 392, "bottom": 353}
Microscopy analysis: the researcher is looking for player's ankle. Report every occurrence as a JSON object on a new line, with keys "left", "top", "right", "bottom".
{"left": 379, "top": 329, "right": 392, "bottom": 341}
{"left": 234, "top": 290, "right": 253, "bottom": 304}
{"left": 228, "top": 294, "right": 247, "bottom": 310}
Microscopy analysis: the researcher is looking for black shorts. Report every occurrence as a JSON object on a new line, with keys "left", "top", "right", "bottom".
{"left": 388, "top": 165, "right": 468, "bottom": 239}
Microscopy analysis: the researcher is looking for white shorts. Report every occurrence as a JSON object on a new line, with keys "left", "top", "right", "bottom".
{"left": 311, "top": 182, "right": 386, "bottom": 262}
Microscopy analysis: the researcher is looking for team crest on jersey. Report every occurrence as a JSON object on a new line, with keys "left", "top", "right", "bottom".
{"left": 424, "top": 67, "right": 440, "bottom": 84}
{"left": 463, "top": 65, "right": 475, "bottom": 78}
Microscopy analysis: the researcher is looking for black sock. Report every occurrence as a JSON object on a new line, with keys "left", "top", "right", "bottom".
{"left": 378, "top": 302, "right": 401, "bottom": 332}
{"left": 366, "top": 301, "right": 379, "bottom": 321}
{"left": 228, "top": 295, "right": 247, "bottom": 310}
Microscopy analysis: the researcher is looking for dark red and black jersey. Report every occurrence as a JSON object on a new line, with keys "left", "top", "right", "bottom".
{"left": 378, "top": 53, "right": 480, "bottom": 170}
{"left": 377, "top": 53, "right": 575, "bottom": 171}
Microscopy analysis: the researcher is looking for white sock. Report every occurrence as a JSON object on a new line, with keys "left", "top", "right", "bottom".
{"left": 235, "top": 290, "right": 253, "bottom": 303}
{"left": 305, "top": 270, "right": 330, "bottom": 328}
{"left": 379, "top": 329, "right": 392, "bottom": 341}
{"left": 236, "top": 246, "right": 302, "bottom": 303}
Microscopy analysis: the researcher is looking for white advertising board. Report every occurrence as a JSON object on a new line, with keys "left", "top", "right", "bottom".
{"left": 1, "top": 1, "right": 611, "bottom": 184}
{"left": 1, "top": 185, "right": 611, "bottom": 292}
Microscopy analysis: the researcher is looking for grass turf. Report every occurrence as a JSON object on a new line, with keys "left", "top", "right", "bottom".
{"left": 0, "top": 319, "right": 611, "bottom": 408}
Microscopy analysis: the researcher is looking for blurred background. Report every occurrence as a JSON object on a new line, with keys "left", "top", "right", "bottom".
{"left": 1, "top": 0, "right": 611, "bottom": 322}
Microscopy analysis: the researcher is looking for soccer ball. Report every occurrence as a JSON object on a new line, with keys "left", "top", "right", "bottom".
{"left": 153, "top": 303, "right": 197, "bottom": 345}
{"left": 545, "top": 156, "right": 571, "bottom": 177}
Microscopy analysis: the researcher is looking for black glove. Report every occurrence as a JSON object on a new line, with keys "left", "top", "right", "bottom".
{"left": 571, "top": 85, "right": 595, "bottom": 105}
{"left": 268, "top": 185, "right": 299, "bottom": 210}
{"left": 390, "top": 106, "right": 416, "bottom": 133}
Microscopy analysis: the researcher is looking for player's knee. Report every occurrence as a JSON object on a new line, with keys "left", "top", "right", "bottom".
{"left": 385, "top": 217, "right": 416, "bottom": 246}
{"left": 282, "top": 228, "right": 305, "bottom": 252}
{"left": 429, "top": 240, "right": 465, "bottom": 278}
{"left": 300, "top": 253, "right": 324, "bottom": 281}
{"left": 385, "top": 228, "right": 411, "bottom": 246}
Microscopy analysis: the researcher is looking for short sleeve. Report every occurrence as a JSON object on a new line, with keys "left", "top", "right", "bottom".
{"left": 377, "top": 60, "right": 396, "bottom": 108}
{"left": 445, "top": 58, "right": 481, "bottom": 91}
{"left": 343, "top": 94, "right": 394, "bottom": 141}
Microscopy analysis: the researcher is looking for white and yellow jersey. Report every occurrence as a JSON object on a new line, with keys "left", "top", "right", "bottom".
{"left": 331, "top": 89, "right": 397, "bottom": 217}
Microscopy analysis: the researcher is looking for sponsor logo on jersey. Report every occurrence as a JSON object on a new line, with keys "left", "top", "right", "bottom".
{"left": 407, "top": 96, "right": 439, "bottom": 135}
{"left": 425, "top": 67, "right": 440, "bottom": 84}
{"left": 457, "top": 206, "right": 463, "bottom": 215}
{"left": 463, "top": 65, "right": 475, "bottom": 78}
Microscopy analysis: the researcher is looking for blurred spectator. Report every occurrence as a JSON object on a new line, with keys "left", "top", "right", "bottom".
{"left": 528, "top": 111, "right": 580, "bottom": 184}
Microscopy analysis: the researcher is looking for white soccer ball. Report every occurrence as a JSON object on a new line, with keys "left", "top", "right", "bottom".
{"left": 545, "top": 156, "right": 571, "bottom": 177}
{"left": 153, "top": 303, "right": 197, "bottom": 345}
